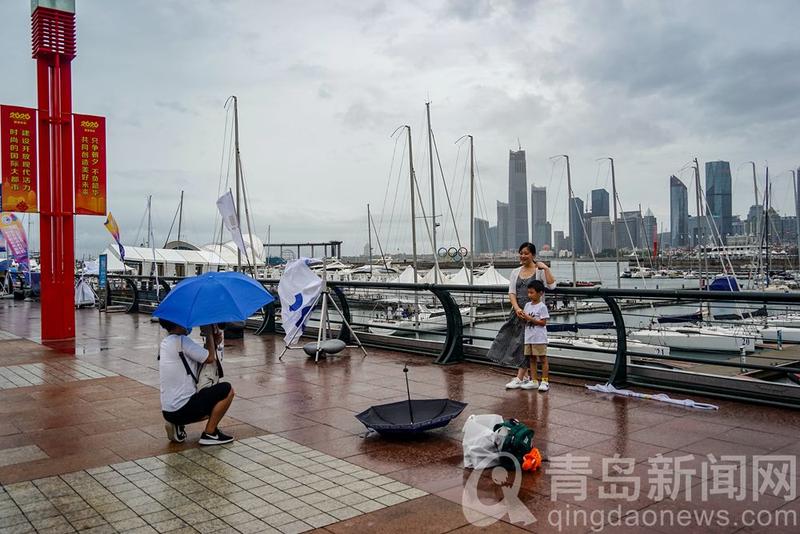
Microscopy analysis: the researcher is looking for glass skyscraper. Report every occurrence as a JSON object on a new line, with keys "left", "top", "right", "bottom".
{"left": 705, "top": 161, "right": 732, "bottom": 242}
{"left": 569, "top": 197, "right": 586, "bottom": 256}
{"left": 496, "top": 201, "right": 509, "bottom": 252}
{"left": 530, "top": 185, "right": 550, "bottom": 247}
{"left": 670, "top": 175, "right": 689, "bottom": 247}
{"left": 508, "top": 150, "right": 529, "bottom": 248}
{"left": 591, "top": 188, "right": 610, "bottom": 217}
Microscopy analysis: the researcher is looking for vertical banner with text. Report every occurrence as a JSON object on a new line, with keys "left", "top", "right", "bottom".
{"left": 73, "top": 114, "right": 107, "bottom": 215}
{"left": 98, "top": 254, "right": 107, "bottom": 288}
{"left": 1, "top": 105, "right": 38, "bottom": 213}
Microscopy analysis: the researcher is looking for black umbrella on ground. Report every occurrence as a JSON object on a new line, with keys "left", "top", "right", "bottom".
{"left": 355, "top": 364, "right": 467, "bottom": 436}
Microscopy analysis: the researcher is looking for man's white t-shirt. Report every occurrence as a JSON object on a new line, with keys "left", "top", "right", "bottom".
{"left": 524, "top": 301, "right": 550, "bottom": 344}
{"left": 159, "top": 334, "right": 208, "bottom": 412}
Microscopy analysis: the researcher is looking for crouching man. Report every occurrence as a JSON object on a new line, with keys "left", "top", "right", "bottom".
{"left": 158, "top": 319, "right": 235, "bottom": 446}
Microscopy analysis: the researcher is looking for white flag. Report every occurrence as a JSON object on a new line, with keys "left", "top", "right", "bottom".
{"left": 278, "top": 258, "right": 322, "bottom": 345}
{"left": 216, "top": 191, "right": 248, "bottom": 262}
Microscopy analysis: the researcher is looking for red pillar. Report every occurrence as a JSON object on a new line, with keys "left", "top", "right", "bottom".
{"left": 32, "top": 3, "right": 76, "bottom": 341}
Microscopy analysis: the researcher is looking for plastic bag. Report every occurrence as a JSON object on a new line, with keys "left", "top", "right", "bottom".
{"left": 462, "top": 414, "right": 504, "bottom": 469}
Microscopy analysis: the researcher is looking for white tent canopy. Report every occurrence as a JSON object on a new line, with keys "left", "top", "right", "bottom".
{"left": 391, "top": 265, "right": 417, "bottom": 284}
{"left": 201, "top": 234, "right": 265, "bottom": 266}
{"left": 446, "top": 266, "right": 472, "bottom": 285}
{"left": 87, "top": 250, "right": 133, "bottom": 274}
{"left": 476, "top": 265, "right": 510, "bottom": 286}
{"left": 420, "top": 265, "right": 446, "bottom": 284}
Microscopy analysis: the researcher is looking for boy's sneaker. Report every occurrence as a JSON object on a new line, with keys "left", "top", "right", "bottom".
{"left": 164, "top": 422, "right": 186, "bottom": 443}
{"left": 521, "top": 379, "right": 539, "bottom": 390}
{"left": 505, "top": 377, "right": 525, "bottom": 389}
{"left": 199, "top": 429, "right": 234, "bottom": 446}
{"left": 538, "top": 380, "right": 550, "bottom": 392}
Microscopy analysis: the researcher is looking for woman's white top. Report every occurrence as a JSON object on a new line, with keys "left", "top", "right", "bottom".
{"left": 507, "top": 266, "right": 557, "bottom": 294}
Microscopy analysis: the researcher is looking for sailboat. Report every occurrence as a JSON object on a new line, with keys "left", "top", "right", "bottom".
{"left": 628, "top": 324, "right": 757, "bottom": 353}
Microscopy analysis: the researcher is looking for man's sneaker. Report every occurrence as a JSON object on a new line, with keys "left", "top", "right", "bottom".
{"left": 521, "top": 379, "right": 539, "bottom": 390}
{"left": 538, "top": 380, "right": 550, "bottom": 392}
{"left": 505, "top": 377, "right": 524, "bottom": 389}
{"left": 164, "top": 422, "right": 185, "bottom": 443}
{"left": 199, "top": 429, "right": 234, "bottom": 446}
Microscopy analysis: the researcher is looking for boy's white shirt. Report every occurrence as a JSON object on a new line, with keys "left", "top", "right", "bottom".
{"left": 523, "top": 301, "right": 550, "bottom": 344}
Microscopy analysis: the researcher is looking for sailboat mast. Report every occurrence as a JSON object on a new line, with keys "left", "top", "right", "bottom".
{"left": 693, "top": 158, "right": 706, "bottom": 288}
{"left": 147, "top": 195, "right": 152, "bottom": 249}
{"left": 608, "top": 158, "right": 621, "bottom": 288}
{"left": 792, "top": 169, "right": 799, "bottom": 270}
{"left": 563, "top": 156, "right": 577, "bottom": 289}
{"left": 406, "top": 126, "right": 418, "bottom": 285}
{"left": 749, "top": 161, "right": 759, "bottom": 207}
{"left": 177, "top": 190, "right": 184, "bottom": 242}
{"left": 367, "top": 203, "right": 373, "bottom": 277}
{"left": 233, "top": 95, "right": 242, "bottom": 271}
{"left": 469, "top": 135, "right": 475, "bottom": 328}
{"left": 765, "top": 166, "right": 770, "bottom": 283}
{"left": 469, "top": 136, "right": 475, "bottom": 286}
{"left": 425, "top": 102, "right": 437, "bottom": 282}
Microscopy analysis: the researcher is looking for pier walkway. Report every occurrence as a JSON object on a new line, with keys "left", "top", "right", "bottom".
{"left": 0, "top": 300, "right": 798, "bottom": 533}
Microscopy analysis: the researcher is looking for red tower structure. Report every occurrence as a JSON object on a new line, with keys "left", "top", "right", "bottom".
{"left": 32, "top": 0, "right": 76, "bottom": 341}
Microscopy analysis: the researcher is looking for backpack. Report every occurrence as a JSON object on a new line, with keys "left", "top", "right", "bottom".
{"left": 493, "top": 419, "right": 535, "bottom": 468}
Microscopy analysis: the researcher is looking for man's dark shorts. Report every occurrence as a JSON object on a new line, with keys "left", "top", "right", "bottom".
{"left": 163, "top": 382, "right": 232, "bottom": 426}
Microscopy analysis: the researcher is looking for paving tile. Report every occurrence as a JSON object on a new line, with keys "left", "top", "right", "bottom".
{"left": 276, "top": 520, "right": 312, "bottom": 534}
{"left": 193, "top": 518, "right": 230, "bottom": 533}
{"left": 3, "top": 307, "right": 800, "bottom": 533}
{"left": 0, "top": 445, "right": 49, "bottom": 468}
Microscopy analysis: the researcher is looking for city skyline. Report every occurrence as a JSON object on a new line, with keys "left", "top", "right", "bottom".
{"left": 472, "top": 155, "right": 799, "bottom": 256}
{"left": 1, "top": 1, "right": 799, "bottom": 257}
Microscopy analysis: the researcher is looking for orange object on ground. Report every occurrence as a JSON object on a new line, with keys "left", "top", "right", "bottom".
{"left": 522, "top": 447, "right": 542, "bottom": 472}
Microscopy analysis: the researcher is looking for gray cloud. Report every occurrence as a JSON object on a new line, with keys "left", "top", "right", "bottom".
{"left": 1, "top": 0, "right": 798, "bottom": 256}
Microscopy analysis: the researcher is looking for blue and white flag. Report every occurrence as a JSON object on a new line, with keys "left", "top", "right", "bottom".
{"left": 278, "top": 258, "right": 323, "bottom": 345}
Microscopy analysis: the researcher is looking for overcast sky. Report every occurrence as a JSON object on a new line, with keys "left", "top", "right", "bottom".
{"left": 2, "top": 0, "right": 799, "bottom": 258}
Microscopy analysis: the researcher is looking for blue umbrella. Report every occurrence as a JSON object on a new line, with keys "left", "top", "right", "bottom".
{"left": 152, "top": 271, "right": 274, "bottom": 328}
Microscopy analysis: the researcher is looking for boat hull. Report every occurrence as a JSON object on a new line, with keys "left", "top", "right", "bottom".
{"left": 628, "top": 328, "right": 757, "bottom": 353}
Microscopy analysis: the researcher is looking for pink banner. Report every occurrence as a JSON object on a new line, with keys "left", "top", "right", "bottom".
{"left": 0, "top": 212, "right": 28, "bottom": 269}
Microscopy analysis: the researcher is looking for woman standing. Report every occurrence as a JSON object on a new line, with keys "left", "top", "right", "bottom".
{"left": 487, "top": 242, "right": 556, "bottom": 388}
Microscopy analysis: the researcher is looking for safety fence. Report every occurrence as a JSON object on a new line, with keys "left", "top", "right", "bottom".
{"left": 88, "top": 274, "right": 800, "bottom": 408}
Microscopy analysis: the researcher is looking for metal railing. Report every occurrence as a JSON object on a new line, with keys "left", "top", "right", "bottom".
{"left": 85, "top": 274, "right": 800, "bottom": 408}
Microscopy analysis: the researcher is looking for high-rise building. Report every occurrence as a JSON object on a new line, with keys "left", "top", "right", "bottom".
{"left": 642, "top": 209, "right": 658, "bottom": 252}
{"left": 508, "top": 150, "right": 529, "bottom": 248}
{"left": 591, "top": 189, "right": 610, "bottom": 217}
{"left": 496, "top": 201, "right": 510, "bottom": 252}
{"left": 473, "top": 218, "right": 490, "bottom": 255}
{"left": 590, "top": 217, "right": 613, "bottom": 254}
{"left": 553, "top": 230, "right": 568, "bottom": 253}
{"left": 530, "top": 186, "right": 551, "bottom": 247}
{"left": 569, "top": 197, "right": 586, "bottom": 256}
{"left": 745, "top": 205, "right": 763, "bottom": 237}
{"left": 615, "top": 210, "right": 643, "bottom": 250}
{"left": 705, "top": 161, "right": 732, "bottom": 242}
{"left": 670, "top": 175, "right": 689, "bottom": 247}
{"left": 583, "top": 212, "right": 593, "bottom": 251}
{"left": 488, "top": 226, "right": 499, "bottom": 253}
{"left": 688, "top": 215, "right": 713, "bottom": 248}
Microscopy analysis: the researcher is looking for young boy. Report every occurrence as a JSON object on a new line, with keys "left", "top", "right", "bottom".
{"left": 523, "top": 279, "right": 550, "bottom": 392}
